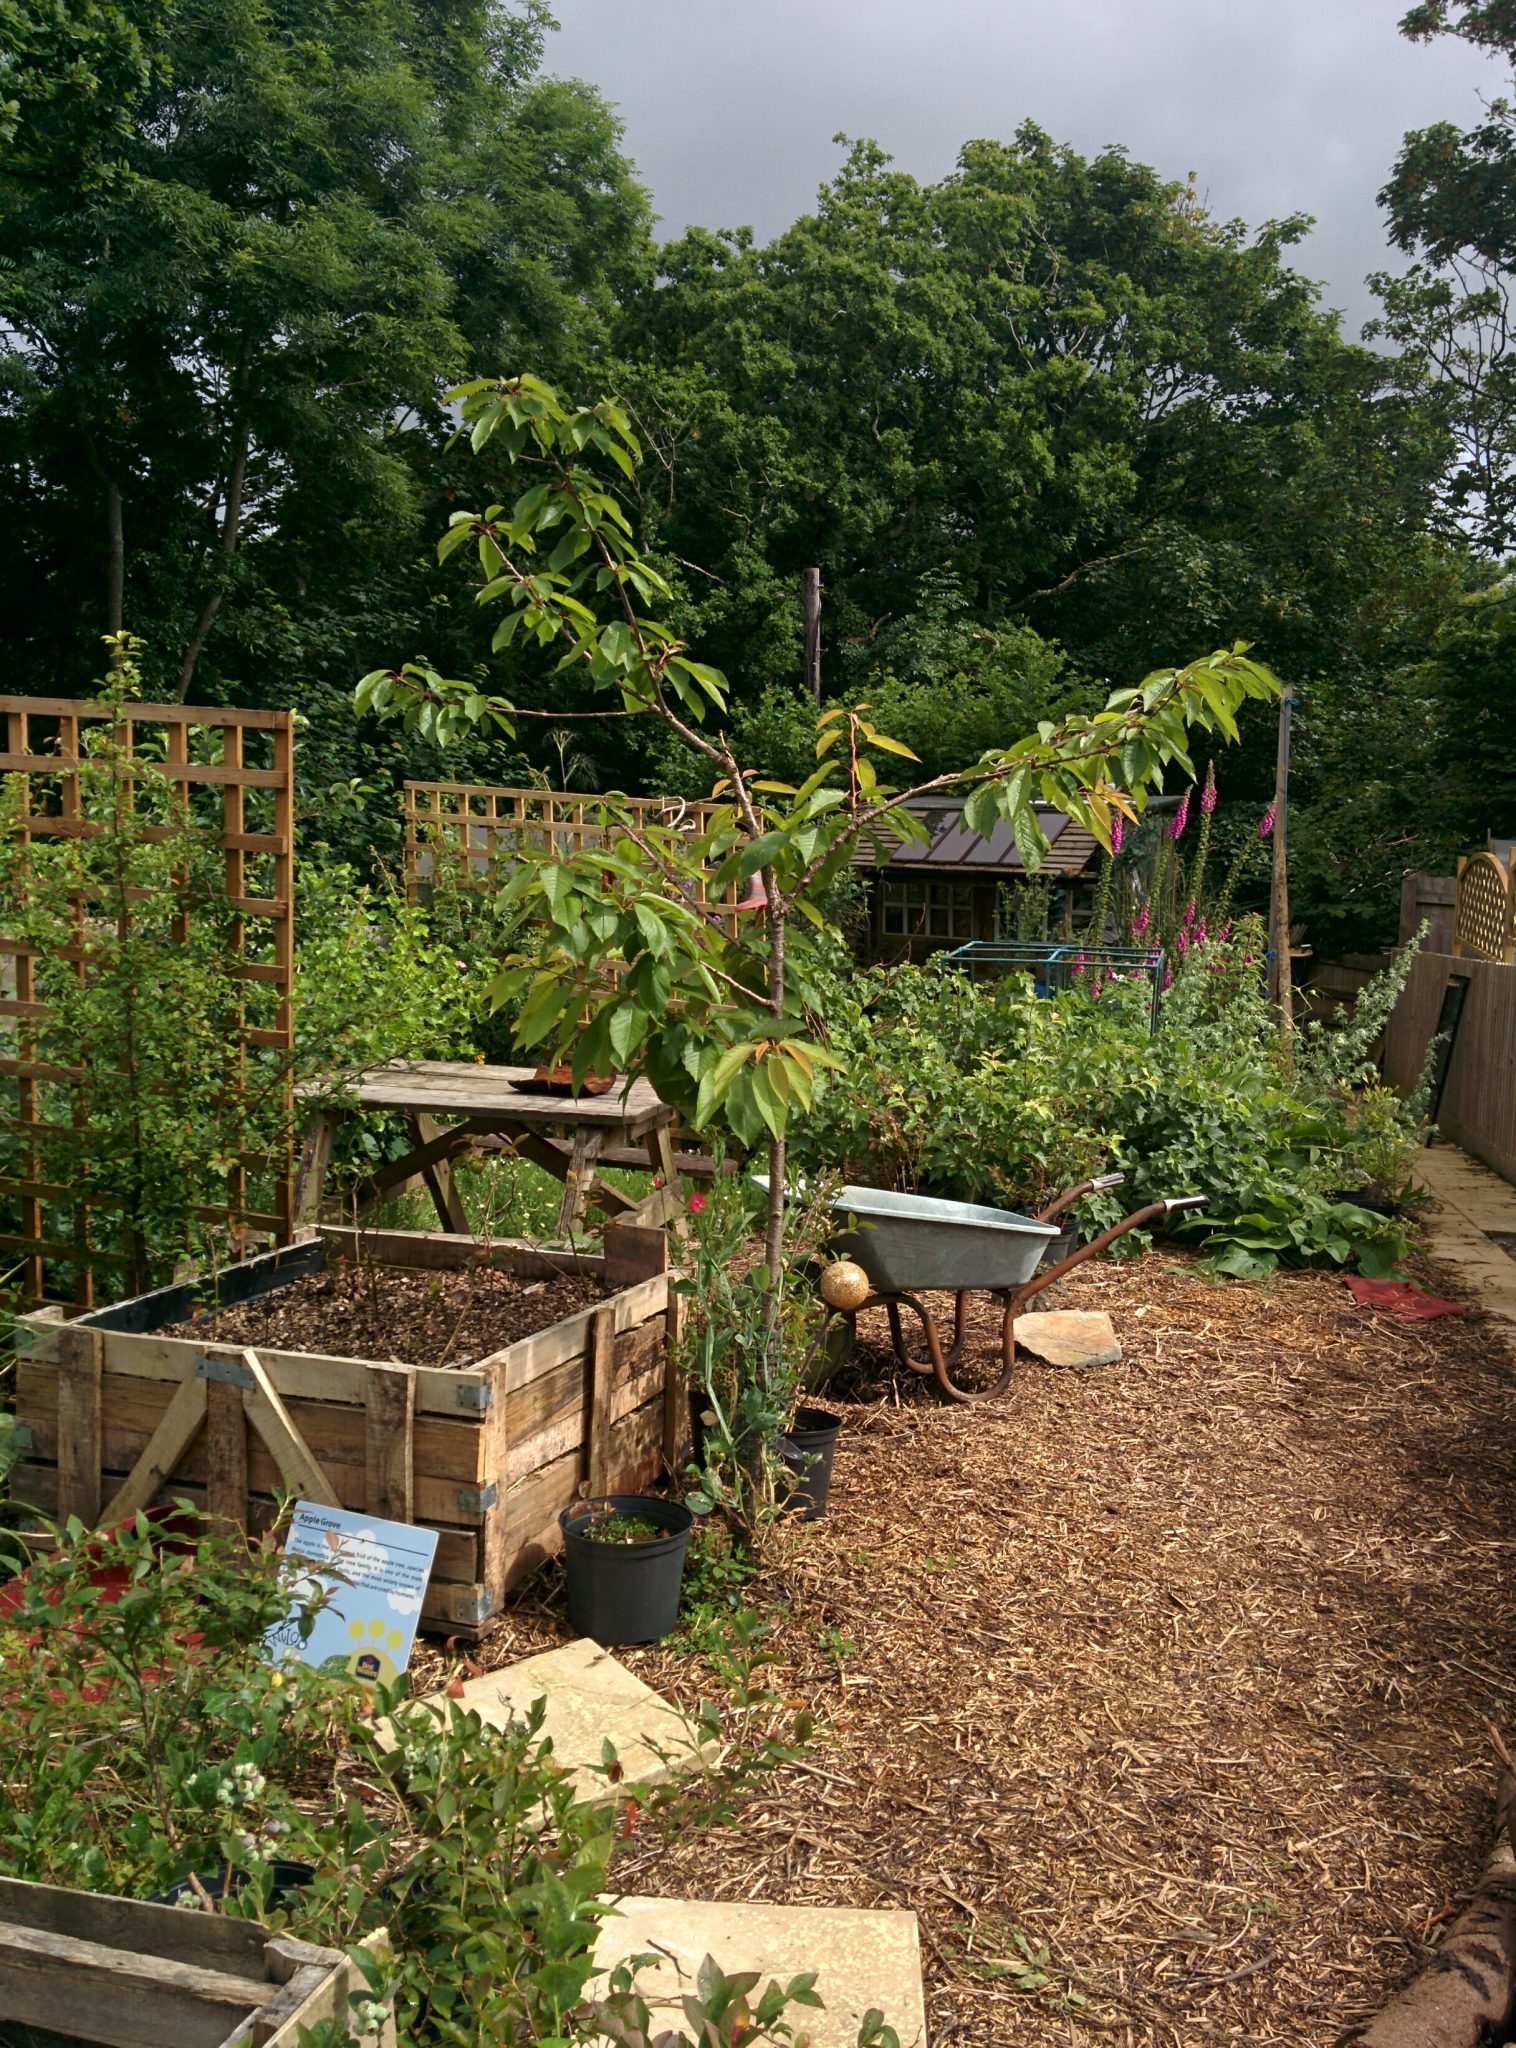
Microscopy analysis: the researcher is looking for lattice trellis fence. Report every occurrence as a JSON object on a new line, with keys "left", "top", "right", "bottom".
{"left": 1454, "top": 851, "right": 1516, "bottom": 964}
{"left": 402, "top": 779, "right": 745, "bottom": 933}
{"left": 0, "top": 696, "right": 294, "bottom": 1307}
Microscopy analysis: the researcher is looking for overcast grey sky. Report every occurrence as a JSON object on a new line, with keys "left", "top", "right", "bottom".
{"left": 545, "top": 1, "right": 1503, "bottom": 336}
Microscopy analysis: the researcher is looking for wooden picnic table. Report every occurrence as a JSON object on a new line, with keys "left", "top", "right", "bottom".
{"left": 295, "top": 1061, "right": 681, "bottom": 1238}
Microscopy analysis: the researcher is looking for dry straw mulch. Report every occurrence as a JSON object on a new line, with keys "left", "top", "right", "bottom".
{"left": 430, "top": 1249, "right": 1516, "bottom": 2048}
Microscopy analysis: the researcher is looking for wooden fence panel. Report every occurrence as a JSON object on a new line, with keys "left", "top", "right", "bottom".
{"left": 1383, "top": 951, "right": 1516, "bottom": 1184}
{"left": 402, "top": 780, "right": 743, "bottom": 934}
{"left": 1399, "top": 872, "right": 1457, "bottom": 954}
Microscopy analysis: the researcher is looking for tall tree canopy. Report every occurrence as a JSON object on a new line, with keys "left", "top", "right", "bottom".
{"left": 0, "top": 0, "right": 651, "bottom": 702}
{"left": 615, "top": 130, "right": 1448, "bottom": 717}
{"left": 1373, "top": 0, "right": 1516, "bottom": 551}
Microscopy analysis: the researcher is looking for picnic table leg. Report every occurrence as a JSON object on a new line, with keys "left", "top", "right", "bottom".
{"left": 294, "top": 1111, "right": 336, "bottom": 1224}
{"left": 412, "top": 1113, "right": 471, "bottom": 1234}
{"left": 649, "top": 1117, "right": 688, "bottom": 1237}
{"left": 556, "top": 1127, "right": 602, "bottom": 1236}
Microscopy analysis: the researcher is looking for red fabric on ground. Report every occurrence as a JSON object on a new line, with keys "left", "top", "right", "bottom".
{"left": 1345, "top": 1276, "right": 1469, "bottom": 1320}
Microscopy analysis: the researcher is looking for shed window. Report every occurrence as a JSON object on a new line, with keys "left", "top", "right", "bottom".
{"left": 880, "top": 877, "right": 977, "bottom": 940}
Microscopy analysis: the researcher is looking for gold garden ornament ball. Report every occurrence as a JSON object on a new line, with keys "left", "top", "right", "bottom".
{"left": 818, "top": 1259, "right": 871, "bottom": 1311}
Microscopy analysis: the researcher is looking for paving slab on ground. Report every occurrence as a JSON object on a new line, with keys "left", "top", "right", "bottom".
{"left": 1012, "top": 1308, "right": 1121, "bottom": 1367}
{"left": 591, "top": 1896, "right": 928, "bottom": 2048}
{"left": 1414, "top": 1144, "right": 1516, "bottom": 1327}
{"left": 392, "top": 1638, "right": 712, "bottom": 1796}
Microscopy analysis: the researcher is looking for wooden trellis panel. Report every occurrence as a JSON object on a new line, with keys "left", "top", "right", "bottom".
{"left": 403, "top": 780, "right": 743, "bottom": 933}
{"left": 0, "top": 697, "right": 295, "bottom": 1307}
{"left": 1454, "top": 851, "right": 1516, "bottom": 963}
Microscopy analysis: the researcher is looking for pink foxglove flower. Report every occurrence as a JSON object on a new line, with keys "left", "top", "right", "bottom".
{"left": 1201, "top": 763, "right": 1218, "bottom": 813}
{"left": 1195, "top": 918, "right": 1208, "bottom": 945}
{"left": 1181, "top": 898, "right": 1196, "bottom": 927}
{"left": 1132, "top": 902, "right": 1151, "bottom": 937}
{"left": 1091, "top": 971, "right": 1104, "bottom": 998}
{"left": 1162, "top": 964, "right": 1174, "bottom": 991}
{"left": 1110, "top": 812, "right": 1124, "bottom": 855}
{"left": 1259, "top": 807, "right": 1275, "bottom": 838}
{"left": 1176, "top": 926, "right": 1190, "bottom": 957}
{"left": 1218, "top": 922, "right": 1231, "bottom": 943}
{"left": 1169, "top": 789, "right": 1192, "bottom": 840}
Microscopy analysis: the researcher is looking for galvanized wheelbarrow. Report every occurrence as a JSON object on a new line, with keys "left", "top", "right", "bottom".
{"left": 810, "top": 1173, "right": 1207, "bottom": 1404}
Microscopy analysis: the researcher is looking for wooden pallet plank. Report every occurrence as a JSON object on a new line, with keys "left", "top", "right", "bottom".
{"left": 99, "top": 1370, "right": 209, "bottom": 1524}
{"left": 240, "top": 1350, "right": 342, "bottom": 1509}
{"left": 364, "top": 1365, "right": 417, "bottom": 1522}
{"left": 55, "top": 1325, "right": 102, "bottom": 1525}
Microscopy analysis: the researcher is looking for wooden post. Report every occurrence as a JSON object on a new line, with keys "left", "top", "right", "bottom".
{"left": 1267, "top": 685, "right": 1295, "bottom": 1056}
{"left": 802, "top": 567, "right": 822, "bottom": 711}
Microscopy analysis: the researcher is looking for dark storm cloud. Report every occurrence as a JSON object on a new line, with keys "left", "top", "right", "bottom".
{"left": 546, "top": 0, "right": 1503, "bottom": 335}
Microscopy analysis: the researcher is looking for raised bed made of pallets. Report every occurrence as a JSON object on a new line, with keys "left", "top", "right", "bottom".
{"left": 10, "top": 1221, "right": 683, "bottom": 1637}
{"left": 0, "top": 1875, "right": 394, "bottom": 2048}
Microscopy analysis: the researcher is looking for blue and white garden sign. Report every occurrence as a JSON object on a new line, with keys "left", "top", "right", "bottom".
{"left": 268, "top": 1502, "right": 439, "bottom": 1686}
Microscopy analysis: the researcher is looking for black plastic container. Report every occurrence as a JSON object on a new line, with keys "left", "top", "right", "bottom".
{"left": 148, "top": 1858, "right": 316, "bottom": 1909}
{"left": 778, "top": 1406, "right": 843, "bottom": 1521}
{"left": 560, "top": 1494, "right": 693, "bottom": 1645}
{"left": 1039, "top": 1224, "right": 1078, "bottom": 1270}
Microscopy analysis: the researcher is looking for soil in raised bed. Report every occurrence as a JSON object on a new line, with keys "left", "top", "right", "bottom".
{"left": 166, "top": 1260, "right": 612, "bottom": 1368}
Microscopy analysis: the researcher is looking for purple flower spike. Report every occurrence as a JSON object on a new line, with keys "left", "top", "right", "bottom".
{"left": 1176, "top": 927, "right": 1190, "bottom": 956}
{"left": 1195, "top": 917, "right": 1208, "bottom": 945}
{"left": 1219, "top": 922, "right": 1231, "bottom": 943}
{"left": 1132, "top": 902, "right": 1151, "bottom": 937}
{"left": 1110, "top": 812, "right": 1124, "bottom": 855}
{"left": 1169, "top": 788, "right": 1192, "bottom": 840}
{"left": 1162, "top": 964, "right": 1174, "bottom": 991}
{"left": 1182, "top": 899, "right": 1196, "bottom": 927}
{"left": 1259, "top": 807, "right": 1275, "bottom": 839}
{"left": 1201, "top": 763, "right": 1218, "bottom": 813}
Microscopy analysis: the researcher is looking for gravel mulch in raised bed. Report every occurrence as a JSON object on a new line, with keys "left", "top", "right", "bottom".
{"left": 169, "top": 1259, "right": 611, "bottom": 1368}
{"left": 413, "top": 1247, "right": 1516, "bottom": 2048}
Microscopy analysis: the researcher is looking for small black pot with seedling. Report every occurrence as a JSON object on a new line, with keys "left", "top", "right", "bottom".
{"left": 559, "top": 1493, "right": 693, "bottom": 1645}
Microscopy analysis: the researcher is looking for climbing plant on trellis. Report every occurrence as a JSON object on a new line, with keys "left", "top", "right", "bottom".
{"left": 0, "top": 681, "right": 295, "bottom": 1307}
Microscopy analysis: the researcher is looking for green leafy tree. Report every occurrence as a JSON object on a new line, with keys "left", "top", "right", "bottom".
{"left": 1372, "top": 0, "right": 1516, "bottom": 551}
{"left": 358, "top": 373, "right": 1280, "bottom": 1520}
{"left": 0, "top": 0, "right": 650, "bottom": 702}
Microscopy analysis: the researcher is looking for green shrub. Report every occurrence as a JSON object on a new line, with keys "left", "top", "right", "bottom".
{"left": 0, "top": 1515, "right": 885, "bottom": 2047}
{"left": 792, "top": 924, "right": 1423, "bottom": 1277}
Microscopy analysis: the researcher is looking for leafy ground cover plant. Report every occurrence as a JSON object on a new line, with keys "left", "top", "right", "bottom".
{"left": 0, "top": 1513, "right": 871, "bottom": 2047}
{"left": 791, "top": 920, "right": 1425, "bottom": 1278}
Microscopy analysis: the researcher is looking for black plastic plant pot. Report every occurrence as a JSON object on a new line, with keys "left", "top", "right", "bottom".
{"left": 778, "top": 1406, "right": 843, "bottom": 1521}
{"left": 1040, "top": 1224, "right": 1078, "bottom": 1270}
{"left": 559, "top": 1493, "right": 694, "bottom": 1646}
{"left": 148, "top": 1858, "right": 316, "bottom": 1909}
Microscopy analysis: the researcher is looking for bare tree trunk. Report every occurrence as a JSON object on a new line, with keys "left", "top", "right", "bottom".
{"left": 177, "top": 419, "right": 249, "bottom": 702}
{"left": 105, "top": 479, "right": 124, "bottom": 644}
{"left": 1340, "top": 1770, "right": 1516, "bottom": 2048}
{"left": 802, "top": 566, "right": 822, "bottom": 711}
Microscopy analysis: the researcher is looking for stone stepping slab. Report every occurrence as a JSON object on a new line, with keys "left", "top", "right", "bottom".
{"left": 591, "top": 1896, "right": 928, "bottom": 2048}
{"left": 386, "top": 1637, "right": 715, "bottom": 1799}
{"left": 1013, "top": 1308, "right": 1122, "bottom": 1367}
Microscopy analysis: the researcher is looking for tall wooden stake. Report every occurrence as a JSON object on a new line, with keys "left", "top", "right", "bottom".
{"left": 1267, "top": 685, "right": 1295, "bottom": 1055}
{"left": 802, "top": 566, "right": 822, "bottom": 710}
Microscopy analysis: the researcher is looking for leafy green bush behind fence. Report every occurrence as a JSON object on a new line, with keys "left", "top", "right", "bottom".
{"left": 791, "top": 923, "right": 1424, "bottom": 1277}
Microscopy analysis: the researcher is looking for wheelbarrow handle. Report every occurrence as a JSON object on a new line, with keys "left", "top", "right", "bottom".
{"left": 1035, "top": 1171, "right": 1127, "bottom": 1224}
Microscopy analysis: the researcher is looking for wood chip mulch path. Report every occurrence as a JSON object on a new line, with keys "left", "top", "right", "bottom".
{"left": 416, "top": 1249, "right": 1516, "bottom": 2047}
